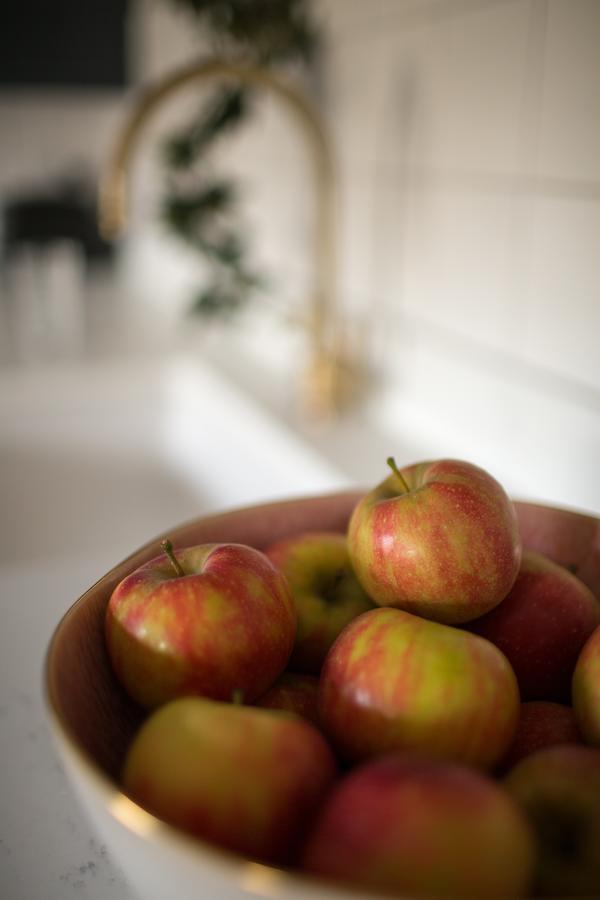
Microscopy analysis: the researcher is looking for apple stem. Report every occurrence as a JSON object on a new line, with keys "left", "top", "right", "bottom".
{"left": 386, "top": 456, "right": 410, "bottom": 493}
{"left": 161, "top": 539, "right": 185, "bottom": 578}
{"left": 231, "top": 689, "right": 245, "bottom": 706}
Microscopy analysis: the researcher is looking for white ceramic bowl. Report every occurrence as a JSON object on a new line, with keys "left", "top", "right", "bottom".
{"left": 44, "top": 492, "right": 600, "bottom": 900}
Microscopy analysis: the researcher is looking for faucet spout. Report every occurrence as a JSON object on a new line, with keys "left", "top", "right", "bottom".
{"left": 99, "top": 58, "right": 346, "bottom": 417}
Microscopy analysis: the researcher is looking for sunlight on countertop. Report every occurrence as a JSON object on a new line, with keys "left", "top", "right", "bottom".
{"left": 0, "top": 350, "right": 353, "bottom": 571}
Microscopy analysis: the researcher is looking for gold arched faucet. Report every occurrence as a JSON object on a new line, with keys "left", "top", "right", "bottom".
{"left": 98, "top": 58, "right": 362, "bottom": 417}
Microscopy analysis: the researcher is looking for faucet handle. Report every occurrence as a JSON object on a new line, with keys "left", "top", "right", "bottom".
{"left": 98, "top": 169, "right": 127, "bottom": 240}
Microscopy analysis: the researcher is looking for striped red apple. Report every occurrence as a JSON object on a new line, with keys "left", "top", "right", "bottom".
{"left": 498, "top": 701, "right": 582, "bottom": 772}
{"left": 504, "top": 744, "right": 600, "bottom": 896}
{"left": 348, "top": 458, "right": 522, "bottom": 624}
{"left": 255, "top": 672, "right": 321, "bottom": 727}
{"left": 572, "top": 624, "right": 600, "bottom": 746}
{"left": 265, "top": 530, "right": 374, "bottom": 673}
{"left": 123, "top": 695, "right": 336, "bottom": 865}
{"left": 302, "top": 754, "right": 536, "bottom": 898}
{"left": 106, "top": 540, "right": 296, "bottom": 708}
{"left": 470, "top": 549, "right": 599, "bottom": 702}
{"left": 318, "top": 606, "right": 520, "bottom": 770}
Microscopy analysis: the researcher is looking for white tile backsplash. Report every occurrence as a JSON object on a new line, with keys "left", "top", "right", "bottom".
{"left": 538, "top": 0, "right": 600, "bottom": 183}
{"left": 387, "top": 1, "right": 532, "bottom": 175}
{"left": 525, "top": 195, "right": 600, "bottom": 389}
{"left": 325, "top": 1, "right": 534, "bottom": 177}
{"left": 391, "top": 183, "right": 519, "bottom": 349}
{"left": 319, "top": 0, "right": 600, "bottom": 510}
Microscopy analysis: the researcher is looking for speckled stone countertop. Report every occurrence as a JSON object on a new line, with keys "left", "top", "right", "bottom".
{"left": 1, "top": 554, "right": 137, "bottom": 900}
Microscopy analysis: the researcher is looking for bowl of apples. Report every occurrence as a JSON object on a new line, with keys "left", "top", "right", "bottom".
{"left": 45, "top": 458, "right": 600, "bottom": 900}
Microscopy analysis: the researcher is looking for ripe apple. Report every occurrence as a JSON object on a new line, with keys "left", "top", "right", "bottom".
{"left": 265, "top": 531, "right": 374, "bottom": 673}
{"left": 105, "top": 540, "right": 296, "bottom": 708}
{"left": 122, "top": 696, "right": 336, "bottom": 865}
{"left": 301, "top": 754, "right": 536, "bottom": 898}
{"left": 469, "top": 549, "right": 600, "bottom": 701}
{"left": 504, "top": 743, "right": 600, "bottom": 896}
{"left": 254, "top": 672, "right": 320, "bottom": 727}
{"left": 499, "top": 701, "right": 582, "bottom": 772}
{"left": 348, "top": 458, "right": 521, "bottom": 624}
{"left": 318, "top": 607, "right": 520, "bottom": 770}
{"left": 572, "top": 624, "right": 600, "bottom": 746}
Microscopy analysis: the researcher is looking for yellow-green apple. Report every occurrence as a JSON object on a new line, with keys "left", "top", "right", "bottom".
{"left": 105, "top": 541, "right": 296, "bottom": 708}
{"left": 499, "top": 701, "right": 582, "bottom": 772}
{"left": 255, "top": 672, "right": 320, "bottom": 727}
{"left": 122, "top": 696, "right": 336, "bottom": 865}
{"left": 572, "top": 624, "right": 600, "bottom": 746}
{"left": 504, "top": 744, "right": 600, "bottom": 896}
{"left": 301, "top": 754, "right": 536, "bottom": 898}
{"left": 469, "top": 550, "right": 599, "bottom": 701}
{"left": 348, "top": 458, "right": 521, "bottom": 624}
{"left": 265, "top": 531, "right": 374, "bottom": 673}
{"left": 318, "top": 607, "right": 520, "bottom": 770}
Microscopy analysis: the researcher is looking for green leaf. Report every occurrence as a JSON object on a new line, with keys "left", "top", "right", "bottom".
{"left": 161, "top": 181, "right": 235, "bottom": 240}
{"left": 162, "top": 86, "right": 250, "bottom": 170}
{"left": 189, "top": 282, "right": 245, "bottom": 317}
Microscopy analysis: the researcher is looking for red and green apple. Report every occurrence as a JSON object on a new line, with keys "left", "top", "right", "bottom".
{"left": 498, "top": 701, "right": 582, "bottom": 772}
{"left": 504, "top": 743, "right": 600, "bottom": 896}
{"left": 572, "top": 624, "right": 600, "bottom": 746}
{"left": 470, "top": 549, "right": 599, "bottom": 701}
{"left": 318, "top": 606, "right": 520, "bottom": 770}
{"left": 348, "top": 458, "right": 521, "bottom": 624}
{"left": 301, "top": 754, "right": 535, "bottom": 898}
{"left": 265, "top": 530, "right": 374, "bottom": 673}
{"left": 122, "top": 695, "right": 337, "bottom": 865}
{"left": 255, "top": 672, "right": 320, "bottom": 727}
{"left": 106, "top": 540, "right": 296, "bottom": 708}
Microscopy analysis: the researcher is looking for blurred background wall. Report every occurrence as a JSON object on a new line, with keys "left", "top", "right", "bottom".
{"left": 319, "top": 0, "right": 600, "bottom": 507}
{"left": 0, "top": 0, "right": 598, "bottom": 511}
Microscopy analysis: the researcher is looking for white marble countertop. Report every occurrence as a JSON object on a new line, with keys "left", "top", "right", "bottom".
{"left": 1, "top": 554, "right": 138, "bottom": 900}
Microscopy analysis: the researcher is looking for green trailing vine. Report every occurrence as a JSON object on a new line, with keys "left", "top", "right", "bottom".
{"left": 160, "top": 0, "right": 320, "bottom": 317}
